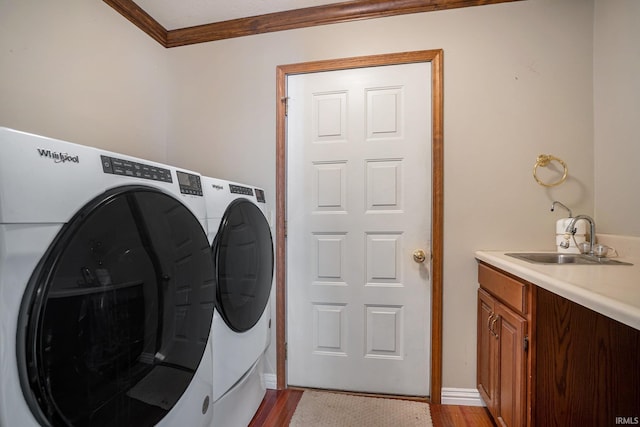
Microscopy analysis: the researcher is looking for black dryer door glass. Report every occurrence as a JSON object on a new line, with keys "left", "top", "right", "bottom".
{"left": 213, "top": 198, "right": 274, "bottom": 333}
{"left": 18, "top": 186, "right": 215, "bottom": 427}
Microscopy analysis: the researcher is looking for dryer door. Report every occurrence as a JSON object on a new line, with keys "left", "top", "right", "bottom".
{"left": 18, "top": 186, "right": 215, "bottom": 427}
{"left": 212, "top": 198, "right": 274, "bottom": 333}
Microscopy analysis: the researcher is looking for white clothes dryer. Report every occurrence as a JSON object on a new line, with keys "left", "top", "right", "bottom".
{"left": 201, "top": 177, "right": 273, "bottom": 427}
{"left": 0, "top": 128, "right": 215, "bottom": 427}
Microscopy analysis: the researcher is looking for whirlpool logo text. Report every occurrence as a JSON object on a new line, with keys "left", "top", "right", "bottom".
{"left": 37, "top": 148, "right": 79, "bottom": 164}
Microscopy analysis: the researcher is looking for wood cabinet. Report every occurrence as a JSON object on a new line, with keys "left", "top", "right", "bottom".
{"left": 535, "top": 287, "right": 640, "bottom": 426}
{"left": 477, "top": 288, "right": 498, "bottom": 414}
{"left": 477, "top": 262, "right": 531, "bottom": 427}
{"left": 478, "top": 260, "right": 640, "bottom": 427}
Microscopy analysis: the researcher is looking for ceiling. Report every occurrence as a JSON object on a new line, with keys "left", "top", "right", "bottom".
{"left": 132, "top": 0, "right": 343, "bottom": 31}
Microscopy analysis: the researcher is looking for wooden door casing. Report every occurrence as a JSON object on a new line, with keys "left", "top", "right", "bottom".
{"left": 275, "top": 50, "right": 444, "bottom": 402}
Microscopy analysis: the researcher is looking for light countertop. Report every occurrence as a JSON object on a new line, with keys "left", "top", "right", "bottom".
{"left": 475, "top": 249, "right": 640, "bottom": 331}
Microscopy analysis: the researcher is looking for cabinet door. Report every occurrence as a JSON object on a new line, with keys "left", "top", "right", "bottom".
{"left": 495, "top": 302, "right": 527, "bottom": 427}
{"left": 477, "top": 288, "right": 498, "bottom": 416}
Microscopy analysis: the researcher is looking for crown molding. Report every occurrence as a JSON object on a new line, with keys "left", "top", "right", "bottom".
{"left": 104, "top": 0, "right": 523, "bottom": 48}
{"left": 104, "top": 0, "right": 167, "bottom": 46}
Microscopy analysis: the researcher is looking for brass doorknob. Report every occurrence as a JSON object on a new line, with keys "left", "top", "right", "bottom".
{"left": 413, "top": 249, "right": 427, "bottom": 263}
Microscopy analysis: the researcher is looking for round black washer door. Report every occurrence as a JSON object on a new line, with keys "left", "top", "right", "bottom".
{"left": 18, "top": 186, "right": 215, "bottom": 427}
{"left": 213, "top": 198, "right": 274, "bottom": 333}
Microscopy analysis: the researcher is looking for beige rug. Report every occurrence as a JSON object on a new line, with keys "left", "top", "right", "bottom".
{"left": 289, "top": 391, "right": 432, "bottom": 426}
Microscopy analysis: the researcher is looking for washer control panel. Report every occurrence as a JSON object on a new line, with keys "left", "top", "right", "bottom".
{"left": 176, "top": 171, "right": 203, "bottom": 196}
{"left": 101, "top": 155, "right": 172, "bottom": 183}
{"left": 229, "top": 184, "right": 254, "bottom": 196}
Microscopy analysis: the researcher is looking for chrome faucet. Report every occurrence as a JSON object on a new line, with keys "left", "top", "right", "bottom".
{"left": 565, "top": 214, "right": 596, "bottom": 255}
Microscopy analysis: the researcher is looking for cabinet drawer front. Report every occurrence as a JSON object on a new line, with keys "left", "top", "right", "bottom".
{"left": 478, "top": 263, "right": 528, "bottom": 315}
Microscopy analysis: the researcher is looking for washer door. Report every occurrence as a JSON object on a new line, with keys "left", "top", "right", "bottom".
{"left": 212, "top": 198, "right": 274, "bottom": 333}
{"left": 18, "top": 186, "right": 214, "bottom": 427}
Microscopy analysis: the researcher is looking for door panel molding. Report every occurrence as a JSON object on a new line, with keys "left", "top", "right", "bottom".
{"left": 276, "top": 49, "right": 443, "bottom": 403}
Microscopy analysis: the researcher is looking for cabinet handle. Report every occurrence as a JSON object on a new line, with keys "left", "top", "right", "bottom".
{"left": 487, "top": 313, "right": 498, "bottom": 338}
{"left": 487, "top": 313, "right": 495, "bottom": 332}
{"left": 490, "top": 315, "right": 500, "bottom": 339}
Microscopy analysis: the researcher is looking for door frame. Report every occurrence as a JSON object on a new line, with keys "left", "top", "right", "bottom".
{"left": 275, "top": 50, "right": 444, "bottom": 403}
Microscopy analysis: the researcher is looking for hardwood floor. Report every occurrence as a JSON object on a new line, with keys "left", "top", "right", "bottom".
{"left": 248, "top": 389, "right": 302, "bottom": 426}
{"left": 248, "top": 389, "right": 496, "bottom": 427}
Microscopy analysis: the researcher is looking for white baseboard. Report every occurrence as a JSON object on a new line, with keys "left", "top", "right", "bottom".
{"left": 262, "top": 380, "right": 486, "bottom": 406}
{"left": 263, "top": 373, "right": 277, "bottom": 390}
{"left": 440, "top": 387, "right": 485, "bottom": 407}
{"left": 259, "top": 379, "right": 484, "bottom": 405}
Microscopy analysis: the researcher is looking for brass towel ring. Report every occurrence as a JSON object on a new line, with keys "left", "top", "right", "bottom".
{"left": 533, "top": 154, "right": 568, "bottom": 187}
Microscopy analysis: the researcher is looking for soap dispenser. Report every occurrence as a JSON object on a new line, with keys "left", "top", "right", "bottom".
{"left": 551, "top": 201, "right": 586, "bottom": 253}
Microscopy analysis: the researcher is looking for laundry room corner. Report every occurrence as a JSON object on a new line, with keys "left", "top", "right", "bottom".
{"left": 0, "top": 0, "right": 170, "bottom": 163}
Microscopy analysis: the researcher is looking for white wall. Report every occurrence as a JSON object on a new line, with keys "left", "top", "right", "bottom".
{"left": 594, "top": 0, "right": 640, "bottom": 237}
{"left": 166, "top": 0, "right": 595, "bottom": 390}
{"left": 0, "top": 0, "right": 169, "bottom": 161}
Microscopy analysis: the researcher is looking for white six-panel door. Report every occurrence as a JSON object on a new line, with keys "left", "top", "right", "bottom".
{"left": 286, "top": 62, "right": 432, "bottom": 396}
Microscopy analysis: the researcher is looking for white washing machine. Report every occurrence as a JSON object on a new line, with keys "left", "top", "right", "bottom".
{"left": 0, "top": 128, "right": 216, "bottom": 427}
{"left": 201, "top": 177, "right": 274, "bottom": 427}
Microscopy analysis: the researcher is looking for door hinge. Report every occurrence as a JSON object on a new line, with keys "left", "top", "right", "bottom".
{"left": 284, "top": 220, "right": 288, "bottom": 238}
{"left": 523, "top": 336, "right": 529, "bottom": 352}
{"left": 282, "top": 96, "right": 289, "bottom": 116}
{"left": 285, "top": 342, "right": 288, "bottom": 360}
